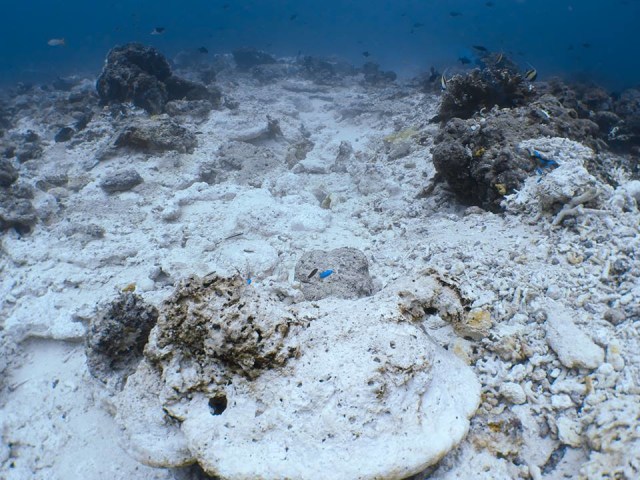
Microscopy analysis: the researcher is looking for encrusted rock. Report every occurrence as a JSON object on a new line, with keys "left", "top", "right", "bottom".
{"left": 54, "top": 126, "right": 75, "bottom": 143}
{"left": 148, "top": 274, "right": 300, "bottom": 386}
{"left": 500, "top": 382, "right": 527, "bottom": 405}
{"left": 85, "top": 292, "right": 159, "bottom": 388}
{"left": 294, "top": 247, "right": 374, "bottom": 300}
{"left": 114, "top": 275, "right": 481, "bottom": 479}
{"left": 0, "top": 185, "right": 37, "bottom": 233}
{"left": 556, "top": 415, "right": 582, "bottom": 447}
{"left": 603, "top": 308, "right": 626, "bottom": 326}
{"left": 0, "top": 158, "right": 18, "bottom": 187}
{"left": 10, "top": 130, "right": 44, "bottom": 163}
{"left": 96, "top": 43, "right": 171, "bottom": 114}
{"left": 456, "top": 307, "right": 493, "bottom": 340}
{"left": 211, "top": 140, "right": 282, "bottom": 186}
{"left": 165, "top": 100, "right": 215, "bottom": 123}
{"left": 298, "top": 56, "right": 357, "bottom": 84}
{"left": 114, "top": 118, "right": 197, "bottom": 154}
{"left": 544, "top": 301, "right": 604, "bottom": 370}
{"left": 96, "top": 43, "right": 215, "bottom": 114}
{"left": 35, "top": 172, "right": 68, "bottom": 191}
{"left": 100, "top": 169, "right": 143, "bottom": 193}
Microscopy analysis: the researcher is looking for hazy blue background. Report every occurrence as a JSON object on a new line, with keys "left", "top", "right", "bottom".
{"left": 1, "top": 0, "right": 638, "bottom": 90}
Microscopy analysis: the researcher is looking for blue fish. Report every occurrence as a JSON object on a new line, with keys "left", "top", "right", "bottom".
{"left": 319, "top": 269, "right": 334, "bottom": 279}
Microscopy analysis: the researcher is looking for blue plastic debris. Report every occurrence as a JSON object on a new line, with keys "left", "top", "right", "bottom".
{"left": 529, "top": 148, "right": 559, "bottom": 168}
{"left": 319, "top": 269, "right": 333, "bottom": 279}
{"left": 247, "top": 278, "right": 252, "bottom": 285}
{"left": 527, "top": 148, "right": 559, "bottom": 182}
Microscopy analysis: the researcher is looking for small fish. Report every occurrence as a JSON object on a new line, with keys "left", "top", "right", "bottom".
{"left": 472, "top": 45, "right": 488, "bottom": 52}
{"left": 47, "top": 38, "right": 65, "bottom": 47}
{"left": 449, "top": 11, "right": 463, "bottom": 17}
{"left": 582, "top": 43, "right": 592, "bottom": 48}
{"left": 307, "top": 268, "right": 319, "bottom": 279}
{"left": 362, "top": 51, "right": 371, "bottom": 57}
{"left": 524, "top": 67, "right": 537, "bottom": 82}
{"left": 413, "top": 22, "right": 425, "bottom": 28}
{"left": 151, "top": 27, "right": 165, "bottom": 35}
{"left": 440, "top": 73, "right": 448, "bottom": 91}
{"left": 289, "top": 14, "right": 298, "bottom": 21}
{"left": 538, "top": 109, "right": 551, "bottom": 120}
{"left": 485, "top": 1, "right": 495, "bottom": 6}
{"left": 223, "top": 3, "right": 230, "bottom": 10}
{"left": 197, "top": 46, "right": 208, "bottom": 54}
{"left": 319, "top": 269, "right": 334, "bottom": 279}
{"left": 458, "top": 56, "right": 471, "bottom": 65}
{"left": 495, "top": 52, "right": 504, "bottom": 64}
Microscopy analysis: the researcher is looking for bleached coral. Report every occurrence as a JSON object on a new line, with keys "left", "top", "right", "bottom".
{"left": 115, "top": 274, "right": 481, "bottom": 479}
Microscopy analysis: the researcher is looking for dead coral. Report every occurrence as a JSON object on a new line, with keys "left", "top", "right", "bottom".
{"left": 85, "top": 292, "right": 159, "bottom": 388}
{"left": 439, "top": 67, "right": 535, "bottom": 123}
{"left": 146, "top": 274, "right": 301, "bottom": 398}
{"left": 431, "top": 94, "right": 601, "bottom": 210}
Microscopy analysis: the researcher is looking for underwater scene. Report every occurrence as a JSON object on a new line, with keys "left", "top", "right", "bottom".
{"left": 1, "top": 1, "right": 640, "bottom": 479}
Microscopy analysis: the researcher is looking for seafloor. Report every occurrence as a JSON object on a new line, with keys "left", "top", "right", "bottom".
{"left": 1, "top": 48, "right": 639, "bottom": 480}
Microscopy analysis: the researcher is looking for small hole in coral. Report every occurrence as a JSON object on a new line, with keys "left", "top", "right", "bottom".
{"left": 208, "top": 395, "right": 228, "bottom": 415}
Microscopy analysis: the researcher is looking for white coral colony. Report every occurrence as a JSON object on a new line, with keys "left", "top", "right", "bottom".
{"left": 115, "top": 274, "right": 481, "bottom": 479}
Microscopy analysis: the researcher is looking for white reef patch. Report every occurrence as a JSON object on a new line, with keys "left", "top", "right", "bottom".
{"left": 115, "top": 275, "right": 480, "bottom": 479}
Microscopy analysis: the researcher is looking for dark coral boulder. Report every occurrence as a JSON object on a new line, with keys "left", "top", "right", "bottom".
{"left": 0, "top": 159, "right": 18, "bottom": 187}
{"left": 96, "top": 43, "right": 171, "bottom": 113}
{"left": 85, "top": 292, "right": 159, "bottom": 388}
{"left": 439, "top": 68, "right": 535, "bottom": 123}
{"left": 431, "top": 95, "right": 601, "bottom": 210}
{"left": 96, "top": 43, "right": 217, "bottom": 114}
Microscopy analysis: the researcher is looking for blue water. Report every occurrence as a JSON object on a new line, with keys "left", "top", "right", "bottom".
{"left": 1, "top": 0, "right": 639, "bottom": 90}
